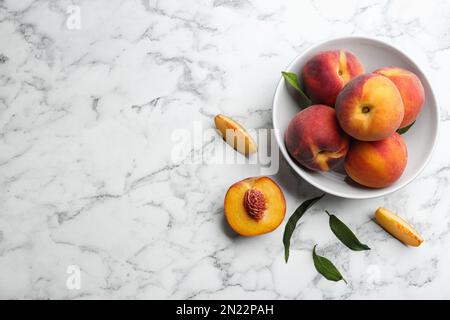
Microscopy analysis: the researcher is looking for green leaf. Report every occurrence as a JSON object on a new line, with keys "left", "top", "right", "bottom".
{"left": 312, "top": 245, "right": 347, "bottom": 284}
{"left": 281, "top": 71, "right": 312, "bottom": 109}
{"left": 283, "top": 194, "right": 325, "bottom": 263}
{"left": 281, "top": 71, "right": 302, "bottom": 91}
{"left": 326, "top": 210, "right": 370, "bottom": 251}
{"left": 396, "top": 121, "right": 415, "bottom": 134}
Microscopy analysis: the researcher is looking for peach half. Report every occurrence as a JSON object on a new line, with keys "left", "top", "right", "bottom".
{"left": 302, "top": 50, "right": 365, "bottom": 106}
{"left": 285, "top": 105, "right": 350, "bottom": 171}
{"left": 335, "top": 73, "right": 404, "bottom": 141}
{"left": 224, "top": 177, "right": 286, "bottom": 236}
{"left": 374, "top": 67, "right": 425, "bottom": 128}
{"left": 345, "top": 133, "right": 408, "bottom": 188}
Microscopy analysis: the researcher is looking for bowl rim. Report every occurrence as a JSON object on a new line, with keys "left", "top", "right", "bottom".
{"left": 272, "top": 35, "right": 440, "bottom": 199}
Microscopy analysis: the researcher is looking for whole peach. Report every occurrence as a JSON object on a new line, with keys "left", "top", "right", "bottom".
{"left": 374, "top": 67, "right": 425, "bottom": 128}
{"left": 335, "top": 73, "right": 404, "bottom": 141}
{"left": 302, "top": 50, "right": 365, "bottom": 106}
{"left": 285, "top": 105, "right": 350, "bottom": 171}
{"left": 345, "top": 133, "right": 408, "bottom": 188}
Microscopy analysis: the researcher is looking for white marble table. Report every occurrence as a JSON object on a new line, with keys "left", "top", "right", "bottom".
{"left": 1, "top": 0, "right": 449, "bottom": 299}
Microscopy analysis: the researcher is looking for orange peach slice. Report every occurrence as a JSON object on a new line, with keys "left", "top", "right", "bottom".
{"left": 214, "top": 114, "right": 257, "bottom": 155}
{"left": 224, "top": 177, "right": 286, "bottom": 236}
{"left": 375, "top": 207, "right": 423, "bottom": 247}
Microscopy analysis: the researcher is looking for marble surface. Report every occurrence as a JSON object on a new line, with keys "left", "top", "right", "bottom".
{"left": 1, "top": 0, "right": 450, "bottom": 300}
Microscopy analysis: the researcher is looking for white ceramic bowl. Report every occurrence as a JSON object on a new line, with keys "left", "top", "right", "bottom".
{"left": 273, "top": 36, "right": 439, "bottom": 199}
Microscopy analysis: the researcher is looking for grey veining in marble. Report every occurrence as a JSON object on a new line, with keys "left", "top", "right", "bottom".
{"left": 1, "top": 0, "right": 450, "bottom": 299}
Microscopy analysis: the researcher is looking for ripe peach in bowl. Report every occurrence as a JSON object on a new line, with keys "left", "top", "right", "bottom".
{"left": 335, "top": 73, "right": 404, "bottom": 141}
{"left": 373, "top": 67, "right": 425, "bottom": 129}
{"left": 285, "top": 105, "right": 349, "bottom": 171}
{"left": 345, "top": 133, "right": 408, "bottom": 189}
{"left": 302, "top": 50, "right": 365, "bottom": 106}
{"left": 273, "top": 37, "right": 439, "bottom": 199}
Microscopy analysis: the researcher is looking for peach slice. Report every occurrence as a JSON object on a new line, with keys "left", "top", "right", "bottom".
{"left": 375, "top": 207, "right": 423, "bottom": 247}
{"left": 224, "top": 177, "right": 286, "bottom": 236}
{"left": 214, "top": 114, "right": 257, "bottom": 155}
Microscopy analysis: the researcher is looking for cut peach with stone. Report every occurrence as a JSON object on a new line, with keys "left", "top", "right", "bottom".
{"left": 224, "top": 177, "right": 286, "bottom": 236}
{"left": 335, "top": 73, "right": 404, "bottom": 141}
{"left": 215, "top": 114, "right": 257, "bottom": 155}
{"left": 302, "top": 50, "right": 365, "bottom": 106}
{"left": 374, "top": 67, "right": 425, "bottom": 128}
